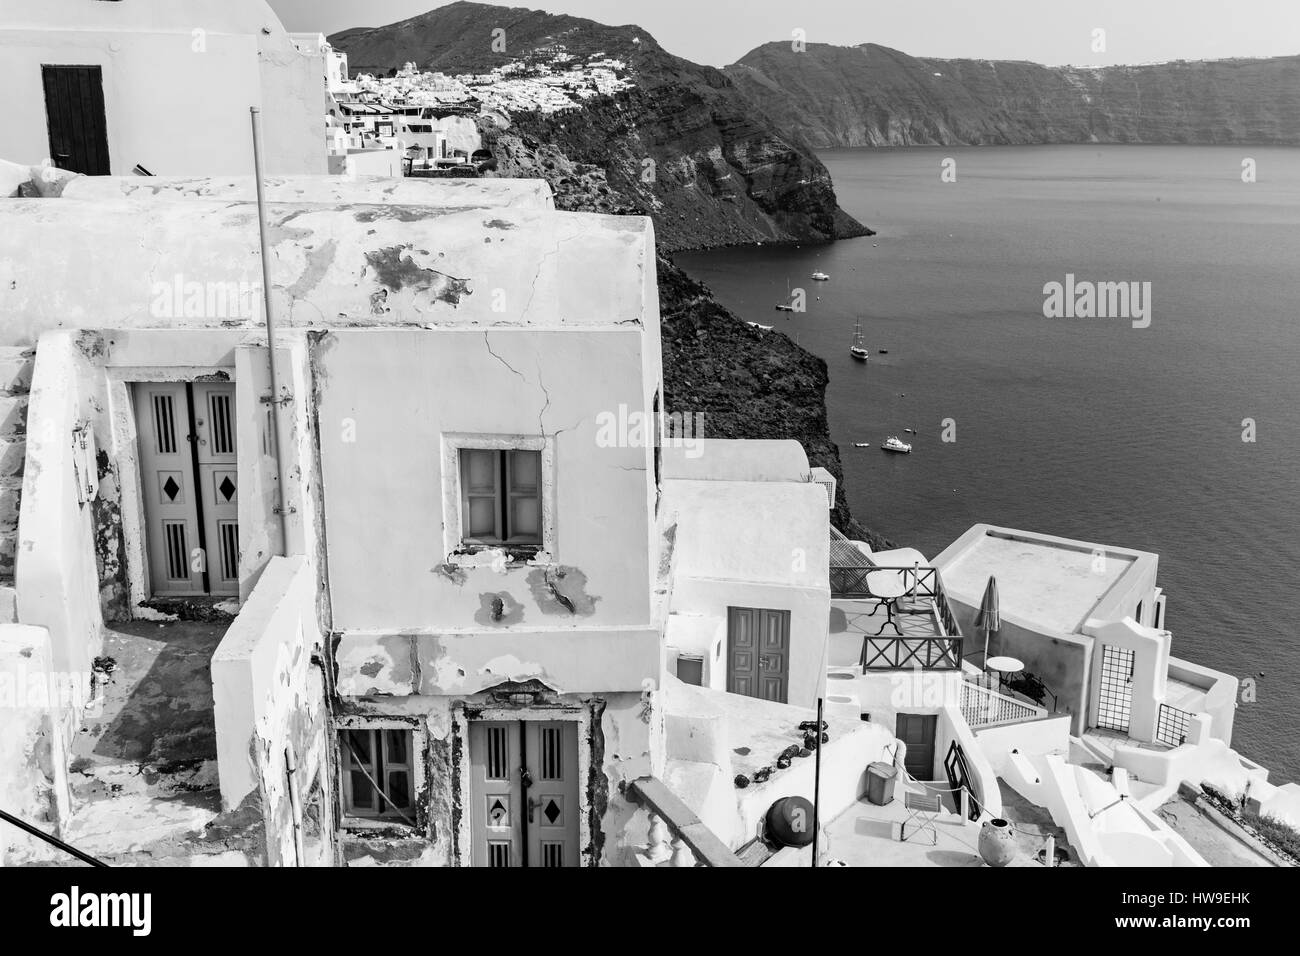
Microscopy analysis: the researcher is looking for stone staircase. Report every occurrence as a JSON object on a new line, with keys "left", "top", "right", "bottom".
{"left": 0, "top": 345, "right": 34, "bottom": 624}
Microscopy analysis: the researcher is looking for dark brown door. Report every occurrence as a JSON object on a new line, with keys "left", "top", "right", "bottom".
{"left": 727, "top": 607, "right": 790, "bottom": 704}
{"left": 42, "top": 65, "right": 111, "bottom": 175}
{"left": 896, "top": 714, "right": 937, "bottom": 780}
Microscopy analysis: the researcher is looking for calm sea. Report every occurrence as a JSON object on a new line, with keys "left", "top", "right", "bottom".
{"left": 676, "top": 145, "right": 1300, "bottom": 782}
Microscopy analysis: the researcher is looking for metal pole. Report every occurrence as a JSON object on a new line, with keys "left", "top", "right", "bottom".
{"left": 250, "top": 107, "right": 290, "bottom": 557}
{"left": 811, "top": 697, "right": 823, "bottom": 867}
{"left": 0, "top": 808, "right": 108, "bottom": 867}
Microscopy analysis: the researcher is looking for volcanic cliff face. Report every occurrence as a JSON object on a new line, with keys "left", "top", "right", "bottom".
{"left": 329, "top": 3, "right": 869, "bottom": 252}
{"left": 726, "top": 42, "right": 1300, "bottom": 148}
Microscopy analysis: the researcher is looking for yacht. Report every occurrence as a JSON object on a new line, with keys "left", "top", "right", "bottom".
{"left": 881, "top": 436, "right": 912, "bottom": 454}
{"left": 849, "top": 321, "right": 870, "bottom": 361}
{"left": 811, "top": 271, "right": 830, "bottom": 281}
{"left": 854, "top": 442, "right": 871, "bottom": 448}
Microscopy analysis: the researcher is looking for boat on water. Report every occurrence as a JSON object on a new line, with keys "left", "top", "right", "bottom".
{"left": 903, "top": 428, "right": 916, "bottom": 434}
{"left": 854, "top": 442, "right": 871, "bottom": 448}
{"left": 849, "top": 321, "right": 870, "bottom": 361}
{"left": 881, "top": 436, "right": 912, "bottom": 454}
{"left": 878, "top": 348, "right": 889, "bottom": 354}
{"left": 811, "top": 271, "right": 830, "bottom": 281}
{"left": 747, "top": 322, "right": 774, "bottom": 331}
{"left": 776, "top": 279, "right": 797, "bottom": 312}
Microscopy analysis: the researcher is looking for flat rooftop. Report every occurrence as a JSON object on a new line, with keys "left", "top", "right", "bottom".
{"left": 938, "top": 526, "right": 1146, "bottom": 635}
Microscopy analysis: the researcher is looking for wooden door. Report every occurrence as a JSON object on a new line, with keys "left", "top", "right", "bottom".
{"left": 41, "top": 65, "right": 111, "bottom": 175}
{"left": 470, "top": 721, "right": 579, "bottom": 867}
{"left": 135, "top": 383, "right": 204, "bottom": 596}
{"left": 134, "top": 382, "right": 238, "bottom": 597}
{"left": 469, "top": 721, "right": 523, "bottom": 867}
{"left": 523, "top": 721, "right": 579, "bottom": 868}
{"left": 192, "top": 382, "right": 239, "bottom": 596}
{"left": 896, "top": 713, "right": 937, "bottom": 780}
{"left": 728, "top": 607, "right": 790, "bottom": 704}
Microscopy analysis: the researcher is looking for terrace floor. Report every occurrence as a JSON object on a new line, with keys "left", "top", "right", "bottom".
{"left": 821, "top": 781, "right": 1070, "bottom": 867}
{"left": 60, "top": 619, "right": 240, "bottom": 865}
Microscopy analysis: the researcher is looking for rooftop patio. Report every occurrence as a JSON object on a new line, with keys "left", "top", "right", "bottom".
{"left": 819, "top": 780, "right": 1075, "bottom": 867}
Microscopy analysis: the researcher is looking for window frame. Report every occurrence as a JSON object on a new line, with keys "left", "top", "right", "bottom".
{"left": 442, "top": 433, "right": 555, "bottom": 559}
{"left": 338, "top": 724, "right": 420, "bottom": 826}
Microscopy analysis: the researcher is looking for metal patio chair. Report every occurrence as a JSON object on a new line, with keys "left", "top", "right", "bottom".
{"left": 901, "top": 788, "right": 942, "bottom": 845}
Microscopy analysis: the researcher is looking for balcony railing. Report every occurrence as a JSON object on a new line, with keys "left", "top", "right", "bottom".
{"left": 959, "top": 680, "right": 1048, "bottom": 728}
{"left": 860, "top": 636, "right": 962, "bottom": 670}
{"left": 830, "top": 563, "right": 965, "bottom": 641}
{"left": 627, "top": 777, "right": 745, "bottom": 867}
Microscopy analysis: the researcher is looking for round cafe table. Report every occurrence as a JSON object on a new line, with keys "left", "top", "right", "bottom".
{"left": 985, "top": 655, "right": 1024, "bottom": 692}
{"left": 865, "top": 569, "right": 908, "bottom": 637}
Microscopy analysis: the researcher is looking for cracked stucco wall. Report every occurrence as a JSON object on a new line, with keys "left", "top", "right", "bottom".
{"left": 313, "top": 328, "right": 656, "bottom": 632}
{"left": 0, "top": 200, "right": 653, "bottom": 348}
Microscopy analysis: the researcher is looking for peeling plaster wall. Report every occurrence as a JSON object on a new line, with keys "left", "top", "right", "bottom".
{"left": 0, "top": 0, "right": 325, "bottom": 176}
{"left": 0, "top": 623, "right": 71, "bottom": 864}
{"left": 315, "top": 329, "right": 656, "bottom": 632}
{"left": 339, "top": 688, "right": 653, "bottom": 867}
{"left": 15, "top": 332, "right": 103, "bottom": 677}
{"left": 334, "top": 628, "right": 662, "bottom": 698}
{"left": 212, "top": 555, "right": 334, "bottom": 866}
{"left": 63, "top": 174, "right": 556, "bottom": 210}
{"left": 0, "top": 200, "right": 655, "bottom": 347}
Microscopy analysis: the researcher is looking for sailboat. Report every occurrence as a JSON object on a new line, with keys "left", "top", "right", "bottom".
{"left": 775, "top": 279, "right": 796, "bottom": 313}
{"left": 850, "top": 321, "right": 870, "bottom": 361}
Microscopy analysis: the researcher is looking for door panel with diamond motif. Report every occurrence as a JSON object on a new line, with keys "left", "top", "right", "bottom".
{"left": 134, "top": 381, "right": 238, "bottom": 597}
{"left": 469, "top": 720, "right": 579, "bottom": 867}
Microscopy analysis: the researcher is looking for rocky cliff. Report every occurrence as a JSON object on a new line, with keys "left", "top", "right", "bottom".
{"left": 727, "top": 43, "right": 1300, "bottom": 148}
{"left": 331, "top": 2, "right": 882, "bottom": 543}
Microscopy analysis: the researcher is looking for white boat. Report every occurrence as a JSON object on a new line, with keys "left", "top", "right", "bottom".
{"left": 903, "top": 428, "right": 916, "bottom": 434}
{"left": 854, "top": 442, "right": 871, "bottom": 448}
{"left": 811, "top": 271, "right": 830, "bottom": 281}
{"left": 747, "top": 322, "right": 774, "bottom": 331}
{"left": 849, "top": 321, "right": 870, "bottom": 361}
{"left": 881, "top": 436, "right": 912, "bottom": 454}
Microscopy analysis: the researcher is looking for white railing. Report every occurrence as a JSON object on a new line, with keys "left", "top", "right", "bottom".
{"left": 960, "top": 680, "right": 1047, "bottom": 728}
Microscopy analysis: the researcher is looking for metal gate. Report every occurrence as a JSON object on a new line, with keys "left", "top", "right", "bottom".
{"left": 1096, "top": 644, "right": 1135, "bottom": 733}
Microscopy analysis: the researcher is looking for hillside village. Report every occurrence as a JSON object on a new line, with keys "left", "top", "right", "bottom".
{"left": 322, "top": 39, "right": 635, "bottom": 177}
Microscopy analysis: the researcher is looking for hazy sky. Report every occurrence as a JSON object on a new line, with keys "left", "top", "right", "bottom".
{"left": 267, "top": 0, "right": 1300, "bottom": 67}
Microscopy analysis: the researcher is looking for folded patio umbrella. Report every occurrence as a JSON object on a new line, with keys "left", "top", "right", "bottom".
{"left": 973, "top": 575, "right": 1000, "bottom": 668}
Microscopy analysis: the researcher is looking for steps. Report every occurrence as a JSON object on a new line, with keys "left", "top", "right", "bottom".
{"left": 0, "top": 345, "right": 34, "bottom": 617}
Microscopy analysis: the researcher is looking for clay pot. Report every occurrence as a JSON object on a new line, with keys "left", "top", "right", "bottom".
{"left": 978, "top": 818, "right": 1018, "bottom": 867}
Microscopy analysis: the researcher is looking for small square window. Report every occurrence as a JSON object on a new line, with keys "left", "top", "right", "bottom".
{"left": 459, "top": 448, "right": 543, "bottom": 548}
{"left": 340, "top": 728, "right": 415, "bottom": 822}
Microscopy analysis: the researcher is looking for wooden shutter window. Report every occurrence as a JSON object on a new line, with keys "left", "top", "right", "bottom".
{"left": 506, "top": 449, "right": 541, "bottom": 544}
{"left": 458, "top": 448, "right": 543, "bottom": 548}
{"left": 461, "top": 448, "right": 502, "bottom": 542}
